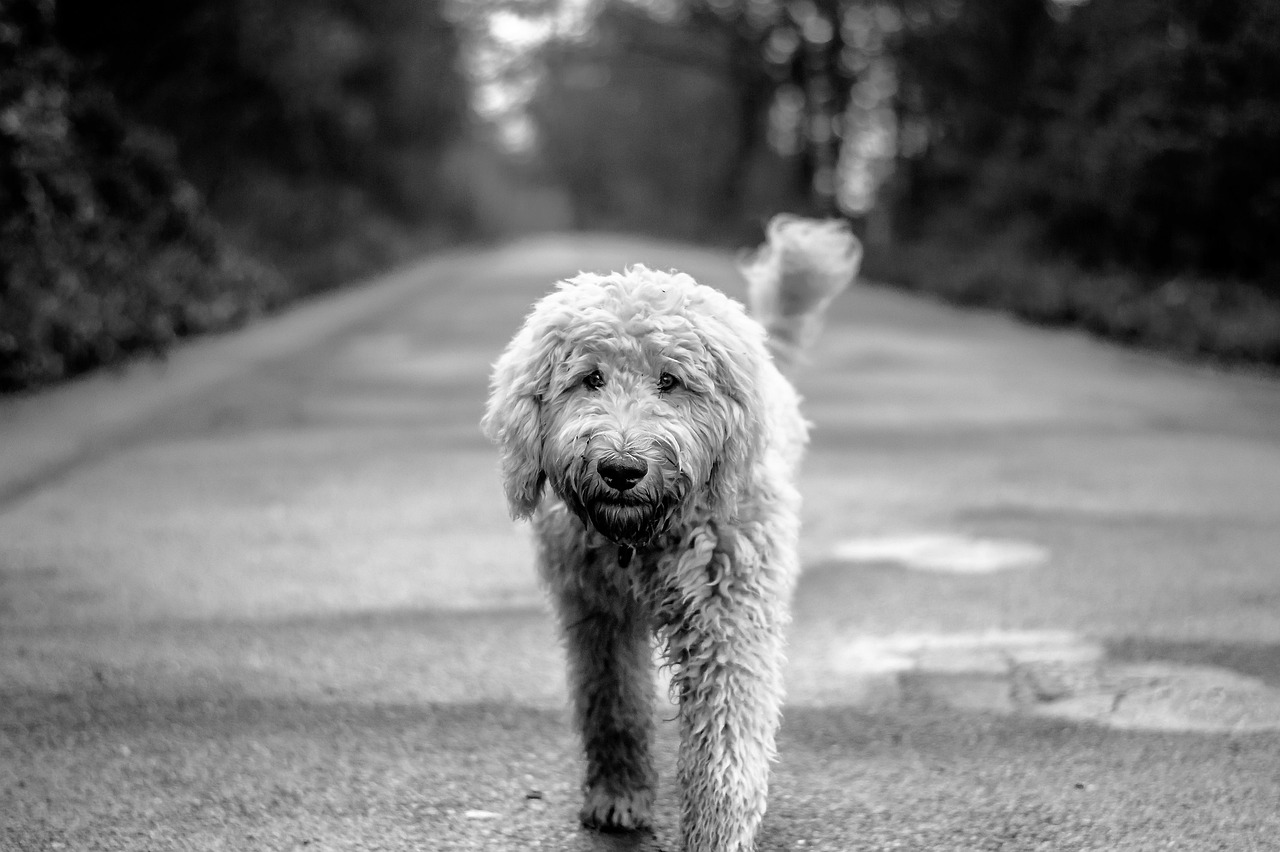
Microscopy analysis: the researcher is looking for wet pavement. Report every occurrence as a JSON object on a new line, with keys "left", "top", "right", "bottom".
{"left": 3, "top": 234, "right": 1280, "bottom": 850}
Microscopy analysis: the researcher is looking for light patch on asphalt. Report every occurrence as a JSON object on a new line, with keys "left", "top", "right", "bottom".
{"left": 337, "top": 332, "right": 493, "bottom": 381}
{"left": 1014, "top": 662, "right": 1280, "bottom": 732}
{"left": 831, "top": 629, "right": 1101, "bottom": 677}
{"left": 831, "top": 533, "right": 1049, "bottom": 573}
{"left": 824, "top": 629, "right": 1280, "bottom": 732}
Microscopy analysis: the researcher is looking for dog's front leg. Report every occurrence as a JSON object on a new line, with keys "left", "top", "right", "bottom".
{"left": 555, "top": 586, "right": 658, "bottom": 833}
{"left": 665, "top": 528, "right": 788, "bottom": 852}
{"left": 672, "top": 609, "right": 785, "bottom": 852}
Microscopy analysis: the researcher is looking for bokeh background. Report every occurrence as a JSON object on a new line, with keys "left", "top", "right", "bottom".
{"left": 3, "top": 0, "right": 1279, "bottom": 392}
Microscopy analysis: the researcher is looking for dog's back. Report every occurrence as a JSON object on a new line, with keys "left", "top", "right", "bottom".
{"left": 739, "top": 215, "right": 862, "bottom": 371}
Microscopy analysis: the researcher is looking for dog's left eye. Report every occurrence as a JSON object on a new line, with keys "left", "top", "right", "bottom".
{"left": 582, "top": 370, "right": 605, "bottom": 390}
{"left": 657, "top": 372, "right": 679, "bottom": 392}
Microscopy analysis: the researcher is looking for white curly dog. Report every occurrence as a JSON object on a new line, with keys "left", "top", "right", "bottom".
{"left": 482, "top": 217, "right": 860, "bottom": 851}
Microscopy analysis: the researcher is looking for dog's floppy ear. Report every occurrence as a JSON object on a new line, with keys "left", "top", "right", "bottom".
{"left": 481, "top": 311, "right": 560, "bottom": 519}
{"left": 699, "top": 307, "right": 769, "bottom": 519}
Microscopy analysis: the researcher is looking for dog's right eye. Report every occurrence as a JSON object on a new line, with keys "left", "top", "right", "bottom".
{"left": 582, "top": 370, "right": 605, "bottom": 390}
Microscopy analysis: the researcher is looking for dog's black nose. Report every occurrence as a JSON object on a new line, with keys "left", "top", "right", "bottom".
{"left": 598, "top": 456, "right": 647, "bottom": 491}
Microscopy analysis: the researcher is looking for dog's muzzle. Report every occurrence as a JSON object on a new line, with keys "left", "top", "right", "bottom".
{"left": 549, "top": 435, "right": 690, "bottom": 548}
{"left": 555, "top": 453, "right": 670, "bottom": 547}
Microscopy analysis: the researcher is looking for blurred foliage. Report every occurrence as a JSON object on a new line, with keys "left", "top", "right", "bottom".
{"left": 531, "top": 3, "right": 748, "bottom": 238}
{"left": 6, "top": 0, "right": 1278, "bottom": 388}
{"left": 863, "top": 235, "right": 1280, "bottom": 365}
{"left": 55, "top": 0, "right": 475, "bottom": 285}
{"left": 1025, "top": 0, "right": 1280, "bottom": 281}
{"left": 523, "top": 0, "right": 847, "bottom": 242}
{"left": 0, "top": 0, "right": 285, "bottom": 392}
{"left": 520, "top": 0, "right": 1279, "bottom": 364}
{"left": 891, "top": 0, "right": 1280, "bottom": 284}
{"left": 877, "top": 0, "right": 1280, "bottom": 364}
{"left": 2, "top": 0, "right": 478, "bottom": 391}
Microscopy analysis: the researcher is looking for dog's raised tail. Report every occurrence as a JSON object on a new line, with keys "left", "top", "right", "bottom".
{"left": 741, "top": 215, "right": 861, "bottom": 371}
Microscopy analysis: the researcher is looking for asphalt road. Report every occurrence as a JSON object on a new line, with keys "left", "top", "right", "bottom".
{"left": 3, "top": 234, "right": 1279, "bottom": 851}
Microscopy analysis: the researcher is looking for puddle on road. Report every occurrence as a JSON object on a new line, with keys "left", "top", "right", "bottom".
{"left": 820, "top": 629, "right": 1280, "bottom": 732}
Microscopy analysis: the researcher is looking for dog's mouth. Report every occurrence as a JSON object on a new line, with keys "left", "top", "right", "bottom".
{"left": 581, "top": 497, "right": 666, "bottom": 547}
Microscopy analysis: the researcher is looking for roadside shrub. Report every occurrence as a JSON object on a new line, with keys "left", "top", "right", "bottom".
{"left": 0, "top": 0, "right": 284, "bottom": 391}
{"left": 862, "top": 240, "right": 1280, "bottom": 369}
{"left": 2, "top": 0, "right": 478, "bottom": 392}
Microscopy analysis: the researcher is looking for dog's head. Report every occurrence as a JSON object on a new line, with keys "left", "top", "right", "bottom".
{"left": 481, "top": 266, "right": 768, "bottom": 546}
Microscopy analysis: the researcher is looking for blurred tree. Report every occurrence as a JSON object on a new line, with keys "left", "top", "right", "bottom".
{"left": 1, "top": 0, "right": 282, "bottom": 391}
{"left": 1014, "top": 0, "right": 1280, "bottom": 281}
{"left": 53, "top": 0, "right": 475, "bottom": 287}
{"left": 483, "top": 0, "right": 1280, "bottom": 362}
{"left": 529, "top": 1, "right": 744, "bottom": 236}
{"left": 55, "top": 0, "right": 471, "bottom": 215}
{"left": 2, "top": 0, "right": 480, "bottom": 391}
{"left": 888, "top": 0, "right": 1280, "bottom": 285}
{"left": 515, "top": 0, "right": 872, "bottom": 238}
{"left": 888, "top": 0, "right": 1051, "bottom": 225}
{"left": 517, "top": 0, "right": 1279, "bottom": 287}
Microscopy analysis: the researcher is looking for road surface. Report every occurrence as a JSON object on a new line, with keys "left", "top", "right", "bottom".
{"left": 3, "top": 234, "right": 1279, "bottom": 850}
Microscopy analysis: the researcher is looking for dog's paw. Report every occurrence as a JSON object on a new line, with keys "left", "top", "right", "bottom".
{"left": 579, "top": 786, "right": 654, "bottom": 833}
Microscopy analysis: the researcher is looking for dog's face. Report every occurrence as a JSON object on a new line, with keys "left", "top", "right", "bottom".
{"left": 482, "top": 267, "right": 768, "bottom": 546}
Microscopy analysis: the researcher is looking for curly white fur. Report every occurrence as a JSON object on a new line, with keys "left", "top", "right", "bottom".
{"left": 482, "top": 216, "right": 860, "bottom": 851}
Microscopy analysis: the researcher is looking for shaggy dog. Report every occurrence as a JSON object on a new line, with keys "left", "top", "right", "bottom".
{"left": 482, "top": 217, "right": 860, "bottom": 851}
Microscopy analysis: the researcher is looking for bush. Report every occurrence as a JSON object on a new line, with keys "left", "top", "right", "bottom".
{"left": 862, "top": 238, "right": 1280, "bottom": 368}
{"left": 0, "top": 0, "right": 284, "bottom": 391}
{"left": 2, "top": 0, "right": 479, "bottom": 392}
{"left": 892, "top": 0, "right": 1280, "bottom": 287}
{"left": 52, "top": 0, "right": 475, "bottom": 291}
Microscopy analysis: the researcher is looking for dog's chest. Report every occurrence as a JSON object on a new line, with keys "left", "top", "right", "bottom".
{"left": 622, "top": 521, "right": 723, "bottom": 626}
